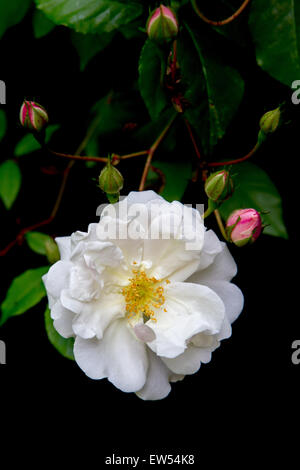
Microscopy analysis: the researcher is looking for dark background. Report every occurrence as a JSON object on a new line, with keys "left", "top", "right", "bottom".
{"left": 0, "top": 7, "right": 299, "bottom": 464}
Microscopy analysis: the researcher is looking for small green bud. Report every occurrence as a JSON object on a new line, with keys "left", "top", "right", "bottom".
{"left": 107, "top": 193, "right": 121, "bottom": 204}
{"left": 45, "top": 238, "right": 60, "bottom": 264}
{"left": 147, "top": 5, "right": 178, "bottom": 44}
{"left": 259, "top": 107, "right": 281, "bottom": 134}
{"left": 204, "top": 170, "right": 234, "bottom": 203}
{"left": 99, "top": 157, "right": 124, "bottom": 195}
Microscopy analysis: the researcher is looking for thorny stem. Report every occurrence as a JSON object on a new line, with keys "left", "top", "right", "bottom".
{"left": 48, "top": 149, "right": 149, "bottom": 164}
{"left": 207, "top": 141, "right": 260, "bottom": 167}
{"left": 49, "top": 150, "right": 108, "bottom": 163}
{"left": 191, "top": 0, "right": 252, "bottom": 26}
{"left": 214, "top": 209, "right": 228, "bottom": 241}
{"left": 139, "top": 113, "right": 178, "bottom": 191}
{"left": 184, "top": 118, "right": 201, "bottom": 161}
{"left": 184, "top": 118, "right": 209, "bottom": 182}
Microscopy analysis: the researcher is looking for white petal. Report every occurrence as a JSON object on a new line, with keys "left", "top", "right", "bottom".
{"left": 69, "top": 264, "right": 101, "bottom": 302}
{"left": 55, "top": 236, "right": 71, "bottom": 260}
{"left": 71, "top": 223, "right": 98, "bottom": 248}
{"left": 147, "top": 282, "right": 225, "bottom": 358}
{"left": 162, "top": 345, "right": 204, "bottom": 375}
{"left": 42, "top": 274, "right": 56, "bottom": 308}
{"left": 200, "top": 280, "right": 244, "bottom": 324}
{"left": 61, "top": 290, "right": 125, "bottom": 339}
{"left": 196, "top": 230, "right": 223, "bottom": 271}
{"left": 187, "top": 243, "right": 237, "bottom": 283}
{"left": 218, "top": 315, "right": 232, "bottom": 341}
{"left": 125, "top": 190, "right": 164, "bottom": 205}
{"left": 144, "top": 239, "right": 202, "bottom": 282}
{"left": 73, "top": 319, "right": 148, "bottom": 392}
{"left": 97, "top": 216, "right": 145, "bottom": 267}
{"left": 136, "top": 350, "right": 171, "bottom": 400}
{"left": 169, "top": 374, "right": 184, "bottom": 383}
{"left": 52, "top": 302, "right": 75, "bottom": 338}
{"left": 44, "top": 261, "right": 71, "bottom": 301}
{"left": 83, "top": 241, "right": 124, "bottom": 273}
{"left": 143, "top": 202, "right": 204, "bottom": 281}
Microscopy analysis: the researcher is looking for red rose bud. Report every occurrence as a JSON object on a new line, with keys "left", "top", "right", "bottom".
{"left": 259, "top": 107, "right": 280, "bottom": 135}
{"left": 226, "top": 208, "right": 262, "bottom": 247}
{"left": 147, "top": 5, "right": 178, "bottom": 43}
{"left": 20, "top": 100, "right": 49, "bottom": 132}
{"left": 205, "top": 170, "right": 234, "bottom": 203}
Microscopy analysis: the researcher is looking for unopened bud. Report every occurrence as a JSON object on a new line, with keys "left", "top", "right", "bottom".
{"left": 20, "top": 100, "right": 49, "bottom": 132}
{"left": 259, "top": 107, "right": 280, "bottom": 135}
{"left": 147, "top": 5, "right": 178, "bottom": 44}
{"left": 205, "top": 170, "right": 234, "bottom": 203}
{"left": 99, "top": 158, "right": 124, "bottom": 195}
{"left": 45, "top": 238, "right": 60, "bottom": 264}
{"left": 226, "top": 208, "right": 262, "bottom": 247}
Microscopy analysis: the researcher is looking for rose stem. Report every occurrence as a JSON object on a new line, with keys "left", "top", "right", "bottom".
{"left": 139, "top": 112, "right": 178, "bottom": 191}
{"left": 191, "top": 0, "right": 252, "bottom": 27}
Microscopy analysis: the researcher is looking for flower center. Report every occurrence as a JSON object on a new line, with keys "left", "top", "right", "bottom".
{"left": 122, "top": 269, "right": 170, "bottom": 322}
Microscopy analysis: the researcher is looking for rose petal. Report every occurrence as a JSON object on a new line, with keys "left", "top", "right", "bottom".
{"left": 74, "top": 319, "right": 148, "bottom": 393}
{"left": 187, "top": 243, "right": 237, "bottom": 283}
{"left": 136, "top": 350, "right": 171, "bottom": 400}
{"left": 147, "top": 281, "right": 225, "bottom": 358}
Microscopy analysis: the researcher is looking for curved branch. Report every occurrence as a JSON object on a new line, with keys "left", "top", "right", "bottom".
{"left": 191, "top": 0, "right": 251, "bottom": 26}
{"left": 208, "top": 142, "right": 259, "bottom": 167}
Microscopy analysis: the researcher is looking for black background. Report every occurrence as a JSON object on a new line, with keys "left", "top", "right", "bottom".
{"left": 0, "top": 7, "right": 299, "bottom": 464}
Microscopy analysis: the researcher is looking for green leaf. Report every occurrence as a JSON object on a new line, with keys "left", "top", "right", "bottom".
{"left": 91, "top": 92, "right": 137, "bottom": 137}
{"left": 0, "top": 0, "right": 31, "bottom": 39}
{"left": 138, "top": 39, "right": 170, "bottom": 120}
{"left": 71, "top": 31, "right": 114, "bottom": 71}
{"left": 45, "top": 306, "right": 75, "bottom": 360}
{"left": 35, "top": 0, "right": 144, "bottom": 34}
{"left": 33, "top": 9, "right": 56, "bottom": 38}
{"left": 0, "top": 266, "right": 49, "bottom": 326}
{"left": 249, "top": 0, "right": 300, "bottom": 86}
{"left": 14, "top": 134, "right": 41, "bottom": 156}
{"left": 219, "top": 162, "right": 288, "bottom": 239}
{"left": 0, "top": 110, "right": 7, "bottom": 142}
{"left": 0, "top": 160, "right": 22, "bottom": 209}
{"left": 180, "top": 23, "right": 244, "bottom": 153}
{"left": 25, "top": 231, "right": 53, "bottom": 255}
{"left": 14, "top": 124, "right": 60, "bottom": 156}
{"left": 150, "top": 159, "right": 192, "bottom": 202}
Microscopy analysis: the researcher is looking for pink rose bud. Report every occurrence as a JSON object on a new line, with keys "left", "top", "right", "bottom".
{"left": 226, "top": 208, "right": 262, "bottom": 247}
{"left": 147, "top": 5, "right": 178, "bottom": 43}
{"left": 20, "top": 100, "right": 49, "bottom": 132}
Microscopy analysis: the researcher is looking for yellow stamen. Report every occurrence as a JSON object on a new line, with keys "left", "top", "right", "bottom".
{"left": 122, "top": 268, "right": 170, "bottom": 322}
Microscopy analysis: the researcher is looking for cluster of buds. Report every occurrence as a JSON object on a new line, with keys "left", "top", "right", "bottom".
{"left": 147, "top": 5, "right": 178, "bottom": 44}
{"left": 226, "top": 208, "right": 262, "bottom": 247}
{"left": 98, "top": 155, "right": 124, "bottom": 203}
{"left": 20, "top": 100, "right": 49, "bottom": 132}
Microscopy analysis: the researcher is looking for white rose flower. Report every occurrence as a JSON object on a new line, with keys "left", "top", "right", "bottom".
{"left": 43, "top": 191, "right": 243, "bottom": 400}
